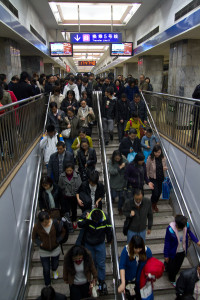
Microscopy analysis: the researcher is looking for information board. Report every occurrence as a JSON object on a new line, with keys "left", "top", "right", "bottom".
{"left": 50, "top": 42, "right": 73, "bottom": 57}
{"left": 70, "top": 32, "right": 122, "bottom": 44}
{"left": 78, "top": 61, "right": 96, "bottom": 66}
{"left": 110, "top": 42, "right": 133, "bottom": 56}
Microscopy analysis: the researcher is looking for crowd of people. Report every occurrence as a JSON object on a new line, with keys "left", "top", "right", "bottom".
{"left": 0, "top": 70, "right": 199, "bottom": 300}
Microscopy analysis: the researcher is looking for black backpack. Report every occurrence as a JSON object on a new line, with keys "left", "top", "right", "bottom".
{"left": 53, "top": 217, "right": 69, "bottom": 255}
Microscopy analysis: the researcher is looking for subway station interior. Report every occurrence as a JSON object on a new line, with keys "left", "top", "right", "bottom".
{"left": 0, "top": 0, "right": 200, "bottom": 299}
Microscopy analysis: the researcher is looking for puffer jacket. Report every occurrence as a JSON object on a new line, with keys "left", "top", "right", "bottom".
{"left": 58, "top": 171, "right": 82, "bottom": 197}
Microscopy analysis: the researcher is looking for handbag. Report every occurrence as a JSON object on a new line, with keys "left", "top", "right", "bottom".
{"left": 125, "top": 280, "right": 136, "bottom": 297}
{"left": 61, "top": 128, "right": 71, "bottom": 138}
{"left": 127, "top": 152, "right": 137, "bottom": 163}
{"left": 140, "top": 281, "right": 153, "bottom": 300}
{"left": 123, "top": 216, "right": 132, "bottom": 236}
{"left": 162, "top": 177, "right": 172, "bottom": 200}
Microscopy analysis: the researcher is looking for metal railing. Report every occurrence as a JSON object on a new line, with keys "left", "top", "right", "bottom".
{"left": 0, "top": 93, "right": 48, "bottom": 187}
{"left": 93, "top": 91, "right": 125, "bottom": 300}
{"left": 16, "top": 93, "right": 51, "bottom": 300}
{"left": 143, "top": 91, "right": 200, "bottom": 159}
{"left": 141, "top": 91, "right": 200, "bottom": 262}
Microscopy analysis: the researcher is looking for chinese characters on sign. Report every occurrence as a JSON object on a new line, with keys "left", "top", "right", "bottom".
{"left": 78, "top": 61, "right": 96, "bottom": 66}
{"left": 70, "top": 33, "right": 122, "bottom": 44}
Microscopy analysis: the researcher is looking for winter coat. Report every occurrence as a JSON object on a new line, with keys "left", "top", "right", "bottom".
{"left": 108, "top": 157, "right": 128, "bottom": 190}
{"left": 176, "top": 267, "right": 199, "bottom": 299}
{"left": 46, "top": 109, "right": 65, "bottom": 134}
{"left": 60, "top": 98, "right": 79, "bottom": 114}
{"left": 139, "top": 81, "right": 149, "bottom": 91}
{"left": 14, "top": 81, "right": 34, "bottom": 100}
{"left": 50, "top": 94, "right": 65, "bottom": 109}
{"left": 1, "top": 90, "right": 12, "bottom": 105}
{"left": 78, "top": 181, "right": 105, "bottom": 210}
{"left": 146, "top": 156, "right": 167, "bottom": 180}
{"left": 32, "top": 219, "right": 65, "bottom": 251}
{"left": 125, "top": 162, "right": 150, "bottom": 189}
{"left": 130, "top": 100, "right": 147, "bottom": 122}
{"left": 141, "top": 135, "right": 158, "bottom": 151}
{"left": 164, "top": 222, "right": 199, "bottom": 259}
{"left": 77, "top": 106, "right": 95, "bottom": 128}
{"left": 47, "top": 151, "right": 74, "bottom": 184}
{"left": 63, "top": 83, "right": 80, "bottom": 101}
{"left": 77, "top": 148, "right": 97, "bottom": 174}
{"left": 45, "top": 82, "right": 54, "bottom": 94}
{"left": 119, "top": 137, "right": 141, "bottom": 157}
{"left": 40, "top": 133, "right": 64, "bottom": 164}
{"left": 125, "top": 118, "right": 145, "bottom": 139}
{"left": 71, "top": 135, "right": 93, "bottom": 150}
{"left": 8, "top": 81, "right": 18, "bottom": 96}
{"left": 123, "top": 197, "right": 153, "bottom": 232}
{"left": 102, "top": 82, "right": 117, "bottom": 97}
{"left": 78, "top": 209, "right": 113, "bottom": 245}
{"left": 140, "top": 257, "right": 164, "bottom": 289}
{"left": 125, "top": 85, "right": 139, "bottom": 102}
{"left": 117, "top": 99, "right": 131, "bottom": 122}
{"left": 38, "top": 184, "right": 61, "bottom": 210}
{"left": 115, "top": 85, "right": 125, "bottom": 99}
{"left": 101, "top": 96, "right": 117, "bottom": 120}
{"left": 63, "top": 249, "right": 97, "bottom": 285}
{"left": 119, "top": 245, "right": 152, "bottom": 284}
{"left": 58, "top": 171, "right": 82, "bottom": 197}
{"left": 62, "top": 116, "right": 81, "bottom": 139}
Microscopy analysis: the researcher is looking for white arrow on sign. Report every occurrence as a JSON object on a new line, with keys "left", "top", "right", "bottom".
{"left": 74, "top": 34, "right": 81, "bottom": 41}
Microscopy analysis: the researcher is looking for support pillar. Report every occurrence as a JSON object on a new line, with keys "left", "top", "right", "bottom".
{"left": 168, "top": 39, "right": 200, "bottom": 97}
{"left": 123, "top": 63, "right": 128, "bottom": 78}
{"left": 54, "top": 67, "right": 61, "bottom": 77}
{"left": 61, "top": 69, "right": 65, "bottom": 78}
{"left": 21, "top": 56, "right": 44, "bottom": 76}
{"left": 0, "top": 38, "right": 21, "bottom": 81}
{"left": 128, "top": 63, "right": 138, "bottom": 78}
{"left": 138, "top": 55, "right": 164, "bottom": 92}
{"left": 44, "top": 63, "right": 54, "bottom": 75}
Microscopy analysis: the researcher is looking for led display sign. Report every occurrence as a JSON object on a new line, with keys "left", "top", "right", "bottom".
{"left": 78, "top": 61, "right": 96, "bottom": 66}
{"left": 70, "top": 32, "right": 122, "bottom": 44}
{"left": 49, "top": 42, "right": 73, "bottom": 57}
{"left": 110, "top": 42, "right": 133, "bottom": 56}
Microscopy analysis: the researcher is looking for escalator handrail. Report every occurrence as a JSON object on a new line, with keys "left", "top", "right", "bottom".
{"left": 95, "top": 91, "right": 125, "bottom": 300}
{"left": 16, "top": 93, "right": 51, "bottom": 300}
{"left": 0, "top": 93, "right": 46, "bottom": 111}
{"left": 141, "top": 91, "right": 200, "bottom": 261}
{"left": 143, "top": 90, "right": 200, "bottom": 103}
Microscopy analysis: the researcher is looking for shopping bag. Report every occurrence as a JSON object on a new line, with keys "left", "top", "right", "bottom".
{"left": 162, "top": 177, "right": 172, "bottom": 200}
{"left": 143, "top": 149, "right": 151, "bottom": 163}
{"left": 140, "top": 281, "right": 154, "bottom": 300}
{"left": 61, "top": 128, "right": 71, "bottom": 138}
{"left": 127, "top": 152, "right": 137, "bottom": 163}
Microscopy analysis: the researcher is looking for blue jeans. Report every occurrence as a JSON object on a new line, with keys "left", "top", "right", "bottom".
{"left": 127, "top": 229, "right": 146, "bottom": 243}
{"left": 65, "top": 138, "right": 75, "bottom": 153}
{"left": 40, "top": 255, "right": 59, "bottom": 286}
{"left": 85, "top": 242, "right": 106, "bottom": 281}
{"left": 111, "top": 189, "right": 124, "bottom": 210}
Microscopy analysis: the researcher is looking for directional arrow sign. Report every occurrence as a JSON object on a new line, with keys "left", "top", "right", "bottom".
{"left": 70, "top": 32, "right": 122, "bottom": 44}
{"left": 74, "top": 34, "right": 81, "bottom": 42}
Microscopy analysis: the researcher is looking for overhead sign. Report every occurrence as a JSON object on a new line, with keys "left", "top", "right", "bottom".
{"left": 49, "top": 42, "right": 73, "bottom": 57}
{"left": 78, "top": 61, "right": 96, "bottom": 66}
{"left": 70, "top": 32, "right": 122, "bottom": 44}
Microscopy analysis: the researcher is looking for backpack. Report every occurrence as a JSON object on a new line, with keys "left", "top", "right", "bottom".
{"left": 53, "top": 217, "right": 69, "bottom": 255}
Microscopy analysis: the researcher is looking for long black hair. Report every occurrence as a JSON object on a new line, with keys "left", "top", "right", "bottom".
{"left": 64, "top": 245, "right": 93, "bottom": 276}
{"left": 129, "top": 235, "right": 146, "bottom": 261}
{"left": 111, "top": 150, "right": 123, "bottom": 165}
{"left": 150, "top": 145, "right": 164, "bottom": 160}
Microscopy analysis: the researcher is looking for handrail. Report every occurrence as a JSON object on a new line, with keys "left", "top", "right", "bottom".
{"left": 94, "top": 91, "right": 125, "bottom": 300}
{"left": 141, "top": 91, "right": 200, "bottom": 261}
{"left": 16, "top": 93, "right": 51, "bottom": 300}
{"left": 143, "top": 90, "right": 200, "bottom": 103}
{"left": 0, "top": 93, "right": 45, "bottom": 111}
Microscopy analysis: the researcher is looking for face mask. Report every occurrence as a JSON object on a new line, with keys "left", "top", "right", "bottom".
{"left": 74, "top": 259, "right": 83, "bottom": 265}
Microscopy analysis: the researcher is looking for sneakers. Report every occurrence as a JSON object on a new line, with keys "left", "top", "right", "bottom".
{"left": 52, "top": 270, "right": 58, "bottom": 279}
{"left": 170, "top": 281, "right": 176, "bottom": 287}
{"left": 98, "top": 280, "right": 108, "bottom": 295}
{"left": 73, "top": 222, "right": 77, "bottom": 230}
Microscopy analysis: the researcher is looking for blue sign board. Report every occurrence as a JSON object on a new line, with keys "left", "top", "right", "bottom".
{"left": 70, "top": 32, "right": 122, "bottom": 44}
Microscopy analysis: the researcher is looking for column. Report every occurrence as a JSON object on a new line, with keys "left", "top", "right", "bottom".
{"left": 44, "top": 63, "right": 54, "bottom": 75}
{"left": 128, "top": 63, "right": 138, "bottom": 78}
{"left": 21, "top": 56, "right": 44, "bottom": 76}
{"left": 123, "top": 63, "right": 128, "bottom": 78}
{"left": 61, "top": 69, "right": 65, "bottom": 78}
{"left": 0, "top": 38, "right": 21, "bottom": 80}
{"left": 168, "top": 39, "right": 200, "bottom": 97}
{"left": 138, "top": 55, "right": 164, "bottom": 92}
{"left": 54, "top": 67, "right": 61, "bottom": 76}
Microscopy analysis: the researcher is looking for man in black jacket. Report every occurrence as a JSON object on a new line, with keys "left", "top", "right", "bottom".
{"left": 14, "top": 71, "right": 34, "bottom": 100}
{"left": 117, "top": 93, "right": 131, "bottom": 142}
{"left": 130, "top": 93, "right": 147, "bottom": 123}
{"left": 102, "top": 77, "right": 117, "bottom": 97}
{"left": 47, "top": 141, "right": 74, "bottom": 183}
{"left": 176, "top": 264, "right": 200, "bottom": 299}
{"left": 78, "top": 208, "right": 113, "bottom": 295}
{"left": 119, "top": 128, "right": 141, "bottom": 157}
{"left": 45, "top": 74, "right": 55, "bottom": 94}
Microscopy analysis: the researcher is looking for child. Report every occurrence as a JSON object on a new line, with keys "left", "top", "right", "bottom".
{"left": 101, "top": 86, "right": 117, "bottom": 145}
{"left": 40, "top": 125, "right": 64, "bottom": 167}
{"left": 125, "top": 112, "right": 145, "bottom": 139}
{"left": 141, "top": 128, "right": 159, "bottom": 162}
{"left": 164, "top": 215, "right": 200, "bottom": 287}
